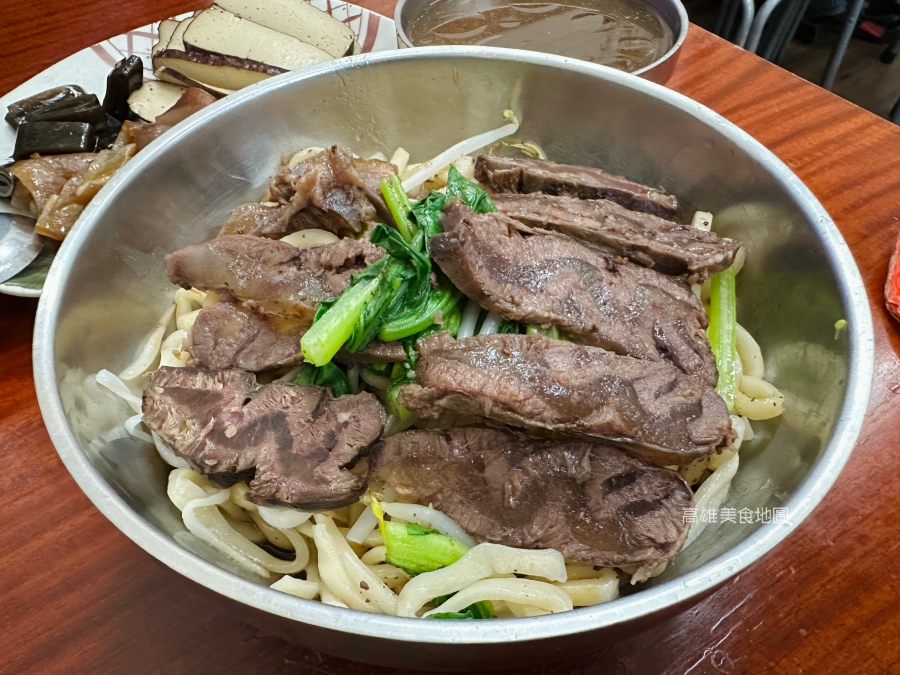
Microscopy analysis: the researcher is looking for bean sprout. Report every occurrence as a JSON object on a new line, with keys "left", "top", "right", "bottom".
{"left": 401, "top": 114, "right": 520, "bottom": 193}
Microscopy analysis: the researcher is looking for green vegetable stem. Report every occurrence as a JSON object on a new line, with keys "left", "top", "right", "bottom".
{"left": 380, "top": 174, "right": 416, "bottom": 243}
{"left": 708, "top": 265, "right": 738, "bottom": 409}
{"left": 300, "top": 276, "right": 381, "bottom": 366}
{"left": 372, "top": 500, "right": 469, "bottom": 576}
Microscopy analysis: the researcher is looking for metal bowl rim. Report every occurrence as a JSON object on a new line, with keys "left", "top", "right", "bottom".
{"left": 392, "top": 0, "right": 690, "bottom": 77}
{"left": 33, "top": 46, "right": 874, "bottom": 645}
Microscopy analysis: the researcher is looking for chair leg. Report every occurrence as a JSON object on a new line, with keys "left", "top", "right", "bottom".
{"left": 891, "top": 93, "right": 900, "bottom": 124}
{"left": 746, "top": 0, "right": 791, "bottom": 52}
{"left": 717, "top": 0, "right": 741, "bottom": 40}
{"left": 880, "top": 28, "right": 900, "bottom": 63}
{"left": 764, "top": 0, "right": 813, "bottom": 62}
{"left": 735, "top": 0, "right": 757, "bottom": 47}
{"left": 759, "top": 0, "right": 795, "bottom": 60}
{"left": 821, "top": 0, "right": 868, "bottom": 90}
{"left": 714, "top": 0, "right": 737, "bottom": 35}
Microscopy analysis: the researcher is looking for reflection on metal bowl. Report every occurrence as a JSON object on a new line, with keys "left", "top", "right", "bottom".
{"left": 33, "top": 48, "right": 872, "bottom": 670}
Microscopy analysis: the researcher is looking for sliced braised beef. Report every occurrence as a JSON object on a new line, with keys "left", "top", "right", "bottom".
{"left": 219, "top": 146, "right": 397, "bottom": 239}
{"left": 143, "top": 366, "right": 385, "bottom": 509}
{"left": 493, "top": 193, "right": 740, "bottom": 283}
{"left": 188, "top": 302, "right": 407, "bottom": 371}
{"left": 165, "top": 235, "right": 383, "bottom": 322}
{"left": 398, "top": 333, "right": 732, "bottom": 466}
{"left": 475, "top": 155, "right": 678, "bottom": 219}
{"left": 217, "top": 202, "right": 283, "bottom": 239}
{"left": 433, "top": 201, "right": 717, "bottom": 385}
{"left": 370, "top": 427, "right": 693, "bottom": 580}
{"left": 188, "top": 302, "right": 307, "bottom": 370}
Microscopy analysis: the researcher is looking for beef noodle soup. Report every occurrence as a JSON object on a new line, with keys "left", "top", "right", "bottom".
{"left": 94, "top": 117, "right": 783, "bottom": 619}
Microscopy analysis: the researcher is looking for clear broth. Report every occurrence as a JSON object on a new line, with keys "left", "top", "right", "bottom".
{"left": 407, "top": 1, "right": 674, "bottom": 72}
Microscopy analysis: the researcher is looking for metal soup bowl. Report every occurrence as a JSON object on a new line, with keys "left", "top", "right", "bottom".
{"left": 394, "top": 0, "right": 689, "bottom": 83}
{"left": 33, "top": 48, "right": 873, "bottom": 670}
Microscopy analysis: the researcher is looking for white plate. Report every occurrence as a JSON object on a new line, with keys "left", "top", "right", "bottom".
{"left": 0, "top": 0, "right": 397, "bottom": 297}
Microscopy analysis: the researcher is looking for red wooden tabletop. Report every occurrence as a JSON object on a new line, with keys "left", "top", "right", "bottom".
{"left": 2, "top": 1, "right": 900, "bottom": 673}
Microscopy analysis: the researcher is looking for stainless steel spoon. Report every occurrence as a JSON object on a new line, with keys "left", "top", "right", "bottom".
{"left": 0, "top": 212, "right": 42, "bottom": 284}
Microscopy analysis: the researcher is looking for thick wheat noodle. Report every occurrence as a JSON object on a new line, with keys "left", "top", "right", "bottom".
{"left": 422, "top": 578, "right": 573, "bottom": 617}
{"left": 119, "top": 305, "right": 175, "bottom": 381}
{"left": 735, "top": 375, "right": 785, "bottom": 420}
{"left": 555, "top": 574, "right": 620, "bottom": 606}
{"left": 230, "top": 483, "right": 259, "bottom": 511}
{"left": 312, "top": 516, "right": 397, "bottom": 614}
{"left": 180, "top": 487, "right": 270, "bottom": 577}
{"left": 195, "top": 494, "right": 309, "bottom": 575}
{"left": 320, "top": 586, "right": 349, "bottom": 607}
{"left": 258, "top": 505, "right": 312, "bottom": 529}
{"left": 564, "top": 563, "right": 615, "bottom": 580}
{"left": 389, "top": 147, "right": 410, "bottom": 176}
{"left": 167, "top": 468, "right": 215, "bottom": 507}
{"left": 313, "top": 516, "right": 397, "bottom": 616}
{"left": 95, "top": 369, "right": 142, "bottom": 413}
{"left": 170, "top": 470, "right": 310, "bottom": 576}
{"left": 683, "top": 452, "right": 740, "bottom": 549}
{"left": 213, "top": 491, "right": 249, "bottom": 522}
{"left": 507, "top": 602, "right": 549, "bottom": 617}
{"left": 174, "top": 287, "right": 206, "bottom": 322}
{"left": 153, "top": 431, "right": 189, "bottom": 468}
{"left": 360, "top": 546, "right": 387, "bottom": 566}
{"left": 397, "top": 544, "right": 566, "bottom": 618}
{"left": 249, "top": 511, "right": 294, "bottom": 550}
{"left": 736, "top": 323, "right": 764, "bottom": 379}
{"left": 369, "top": 564, "right": 410, "bottom": 591}
{"left": 224, "top": 512, "right": 266, "bottom": 544}
{"left": 317, "top": 516, "right": 398, "bottom": 607}
{"left": 124, "top": 414, "right": 152, "bottom": 443}
{"left": 159, "top": 329, "right": 190, "bottom": 368}
{"left": 270, "top": 575, "right": 319, "bottom": 600}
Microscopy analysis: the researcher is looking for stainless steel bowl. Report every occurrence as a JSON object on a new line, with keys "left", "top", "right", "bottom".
{"left": 394, "top": 0, "right": 689, "bottom": 83}
{"left": 33, "top": 48, "right": 873, "bottom": 670}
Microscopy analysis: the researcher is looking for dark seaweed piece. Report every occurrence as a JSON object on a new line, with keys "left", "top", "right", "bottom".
{"left": 103, "top": 56, "right": 143, "bottom": 122}
{"left": 5, "top": 85, "right": 85, "bottom": 129}
{"left": 94, "top": 114, "right": 123, "bottom": 151}
{"left": 13, "top": 121, "right": 96, "bottom": 160}
{"left": 258, "top": 541, "right": 297, "bottom": 561}
{"left": 18, "top": 93, "right": 106, "bottom": 128}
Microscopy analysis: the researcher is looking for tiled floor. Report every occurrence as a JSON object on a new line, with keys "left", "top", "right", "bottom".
{"left": 686, "top": 0, "right": 900, "bottom": 119}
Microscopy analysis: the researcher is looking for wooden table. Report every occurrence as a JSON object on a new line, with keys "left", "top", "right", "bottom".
{"left": 3, "top": 2, "right": 900, "bottom": 673}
